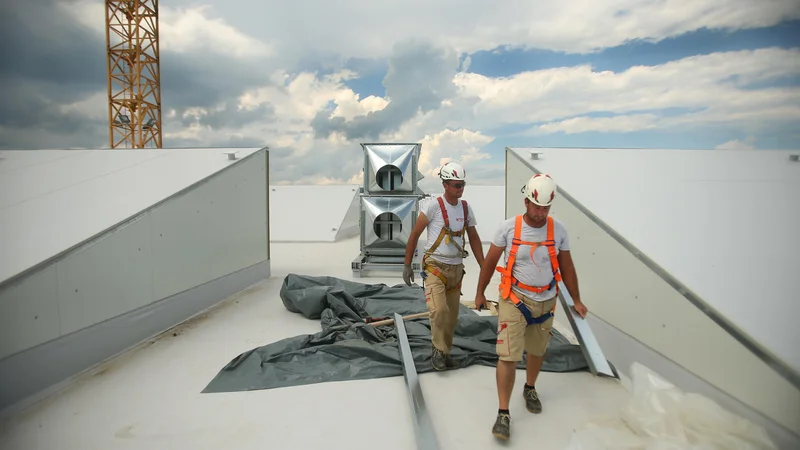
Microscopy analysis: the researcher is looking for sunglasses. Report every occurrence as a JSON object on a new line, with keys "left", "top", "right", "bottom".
{"left": 449, "top": 182, "right": 466, "bottom": 189}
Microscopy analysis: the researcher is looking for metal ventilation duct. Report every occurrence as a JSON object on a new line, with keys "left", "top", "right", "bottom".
{"left": 362, "top": 143, "right": 420, "bottom": 194}
{"left": 360, "top": 196, "right": 418, "bottom": 256}
{"left": 353, "top": 142, "right": 425, "bottom": 276}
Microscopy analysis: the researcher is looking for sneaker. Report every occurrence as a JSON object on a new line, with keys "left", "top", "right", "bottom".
{"left": 431, "top": 346, "right": 446, "bottom": 371}
{"left": 523, "top": 385, "right": 542, "bottom": 413}
{"left": 492, "top": 412, "right": 510, "bottom": 440}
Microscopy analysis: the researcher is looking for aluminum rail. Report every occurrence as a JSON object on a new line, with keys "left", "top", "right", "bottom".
{"left": 557, "top": 283, "right": 617, "bottom": 378}
{"left": 393, "top": 312, "right": 439, "bottom": 450}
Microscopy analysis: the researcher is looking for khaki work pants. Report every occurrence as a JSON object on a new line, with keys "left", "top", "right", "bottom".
{"left": 496, "top": 292, "right": 557, "bottom": 361}
{"left": 423, "top": 258, "right": 465, "bottom": 354}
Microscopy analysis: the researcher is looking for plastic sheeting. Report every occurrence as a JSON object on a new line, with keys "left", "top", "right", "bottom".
{"left": 564, "top": 363, "right": 778, "bottom": 450}
{"left": 202, "top": 274, "right": 590, "bottom": 394}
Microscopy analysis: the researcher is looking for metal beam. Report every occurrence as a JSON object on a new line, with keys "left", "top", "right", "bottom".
{"left": 557, "top": 283, "right": 617, "bottom": 378}
{"left": 393, "top": 313, "right": 439, "bottom": 450}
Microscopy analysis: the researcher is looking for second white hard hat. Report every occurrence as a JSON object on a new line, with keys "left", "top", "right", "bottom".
{"left": 439, "top": 162, "right": 466, "bottom": 181}
{"left": 525, "top": 173, "right": 557, "bottom": 206}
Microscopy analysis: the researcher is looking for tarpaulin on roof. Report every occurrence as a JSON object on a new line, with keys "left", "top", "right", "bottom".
{"left": 202, "top": 273, "right": 589, "bottom": 394}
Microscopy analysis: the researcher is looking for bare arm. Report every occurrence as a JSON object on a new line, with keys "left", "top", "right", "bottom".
{"left": 476, "top": 244, "right": 504, "bottom": 297}
{"left": 466, "top": 226, "right": 484, "bottom": 268}
{"left": 404, "top": 212, "right": 429, "bottom": 265}
{"left": 557, "top": 250, "right": 587, "bottom": 317}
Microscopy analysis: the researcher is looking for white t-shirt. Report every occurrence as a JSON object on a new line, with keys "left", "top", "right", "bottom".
{"left": 421, "top": 196, "right": 477, "bottom": 265}
{"left": 492, "top": 215, "right": 570, "bottom": 302}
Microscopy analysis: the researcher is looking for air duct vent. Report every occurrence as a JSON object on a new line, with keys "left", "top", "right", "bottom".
{"left": 353, "top": 143, "right": 425, "bottom": 276}
{"left": 361, "top": 196, "right": 417, "bottom": 254}
{"left": 362, "top": 143, "right": 420, "bottom": 194}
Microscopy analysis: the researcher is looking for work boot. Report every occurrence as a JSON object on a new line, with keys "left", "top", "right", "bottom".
{"left": 444, "top": 354, "right": 459, "bottom": 369}
{"left": 431, "top": 346, "right": 446, "bottom": 371}
{"left": 524, "top": 385, "right": 542, "bottom": 413}
{"left": 491, "top": 411, "right": 510, "bottom": 440}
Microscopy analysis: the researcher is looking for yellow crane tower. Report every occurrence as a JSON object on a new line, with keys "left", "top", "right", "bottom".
{"left": 105, "top": 0, "right": 162, "bottom": 148}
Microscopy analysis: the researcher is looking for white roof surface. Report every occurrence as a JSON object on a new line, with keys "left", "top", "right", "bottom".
{"left": 0, "top": 237, "right": 631, "bottom": 450}
{"left": 509, "top": 147, "right": 800, "bottom": 375}
{"left": 0, "top": 147, "right": 265, "bottom": 284}
{"left": 0, "top": 156, "right": 789, "bottom": 448}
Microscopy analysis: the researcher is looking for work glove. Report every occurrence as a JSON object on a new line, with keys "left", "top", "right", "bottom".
{"left": 403, "top": 264, "right": 414, "bottom": 286}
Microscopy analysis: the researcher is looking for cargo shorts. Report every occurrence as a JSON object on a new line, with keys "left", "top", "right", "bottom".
{"left": 495, "top": 292, "right": 557, "bottom": 362}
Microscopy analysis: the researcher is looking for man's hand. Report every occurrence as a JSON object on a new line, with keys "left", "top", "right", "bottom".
{"left": 474, "top": 292, "right": 488, "bottom": 311}
{"left": 573, "top": 300, "right": 588, "bottom": 318}
{"left": 403, "top": 264, "right": 415, "bottom": 286}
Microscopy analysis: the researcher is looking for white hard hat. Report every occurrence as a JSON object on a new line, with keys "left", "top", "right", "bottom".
{"left": 524, "top": 173, "right": 557, "bottom": 206}
{"left": 439, "top": 162, "right": 466, "bottom": 181}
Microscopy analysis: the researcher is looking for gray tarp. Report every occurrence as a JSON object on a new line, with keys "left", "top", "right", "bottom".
{"left": 202, "top": 273, "right": 588, "bottom": 394}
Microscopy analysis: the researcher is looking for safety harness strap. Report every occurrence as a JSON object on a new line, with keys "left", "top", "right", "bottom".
{"left": 496, "top": 215, "right": 561, "bottom": 326}
{"left": 424, "top": 198, "right": 468, "bottom": 255}
{"left": 511, "top": 292, "right": 554, "bottom": 325}
{"left": 436, "top": 196, "right": 468, "bottom": 235}
{"left": 421, "top": 197, "right": 470, "bottom": 284}
{"left": 424, "top": 266, "right": 462, "bottom": 292}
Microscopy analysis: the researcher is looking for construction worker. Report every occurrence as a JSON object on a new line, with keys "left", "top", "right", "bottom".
{"left": 403, "top": 161, "right": 485, "bottom": 371}
{"left": 474, "top": 173, "right": 588, "bottom": 441}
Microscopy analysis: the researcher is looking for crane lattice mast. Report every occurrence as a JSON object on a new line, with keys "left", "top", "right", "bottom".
{"left": 105, "top": 0, "right": 162, "bottom": 148}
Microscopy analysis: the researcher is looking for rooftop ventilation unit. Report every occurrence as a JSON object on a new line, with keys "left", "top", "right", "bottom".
{"left": 353, "top": 143, "right": 425, "bottom": 277}
{"left": 362, "top": 143, "right": 422, "bottom": 194}
{"left": 360, "top": 196, "right": 418, "bottom": 255}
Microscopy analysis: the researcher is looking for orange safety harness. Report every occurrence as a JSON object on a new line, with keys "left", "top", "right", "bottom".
{"left": 495, "top": 215, "right": 562, "bottom": 325}
{"left": 420, "top": 196, "right": 469, "bottom": 289}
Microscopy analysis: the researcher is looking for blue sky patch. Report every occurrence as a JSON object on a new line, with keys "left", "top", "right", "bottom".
{"left": 464, "top": 20, "right": 800, "bottom": 77}
{"left": 341, "top": 57, "right": 388, "bottom": 98}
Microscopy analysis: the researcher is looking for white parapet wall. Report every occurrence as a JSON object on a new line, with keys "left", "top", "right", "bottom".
{"left": 0, "top": 147, "right": 271, "bottom": 413}
{"left": 267, "top": 185, "right": 506, "bottom": 245}
{"left": 504, "top": 147, "right": 800, "bottom": 447}
{"left": 268, "top": 185, "right": 361, "bottom": 242}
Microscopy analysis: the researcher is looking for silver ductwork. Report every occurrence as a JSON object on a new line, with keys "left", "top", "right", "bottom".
{"left": 362, "top": 143, "right": 424, "bottom": 194}
{"left": 353, "top": 143, "right": 426, "bottom": 277}
{"left": 360, "top": 196, "right": 418, "bottom": 255}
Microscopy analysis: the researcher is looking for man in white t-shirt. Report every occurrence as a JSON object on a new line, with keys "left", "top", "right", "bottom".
{"left": 474, "top": 173, "right": 588, "bottom": 441}
{"left": 403, "top": 162, "right": 485, "bottom": 371}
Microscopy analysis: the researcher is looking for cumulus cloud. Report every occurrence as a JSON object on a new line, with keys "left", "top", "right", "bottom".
{"left": 528, "top": 114, "right": 661, "bottom": 135}
{"left": 66, "top": 1, "right": 275, "bottom": 59}
{"left": 211, "top": 0, "right": 800, "bottom": 57}
{"left": 0, "top": 0, "right": 282, "bottom": 149}
{"left": 414, "top": 129, "right": 496, "bottom": 191}
{"left": 716, "top": 136, "right": 758, "bottom": 150}
{"left": 1, "top": 0, "right": 797, "bottom": 188}
{"left": 310, "top": 40, "right": 460, "bottom": 140}
{"left": 454, "top": 47, "right": 800, "bottom": 134}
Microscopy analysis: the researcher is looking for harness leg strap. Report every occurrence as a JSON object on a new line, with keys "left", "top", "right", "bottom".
{"left": 510, "top": 292, "right": 555, "bottom": 326}
{"left": 515, "top": 301, "right": 536, "bottom": 324}
{"left": 515, "top": 304, "right": 553, "bottom": 325}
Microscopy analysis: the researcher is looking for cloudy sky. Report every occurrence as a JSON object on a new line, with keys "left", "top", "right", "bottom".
{"left": 1, "top": 0, "right": 798, "bottom": 188}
